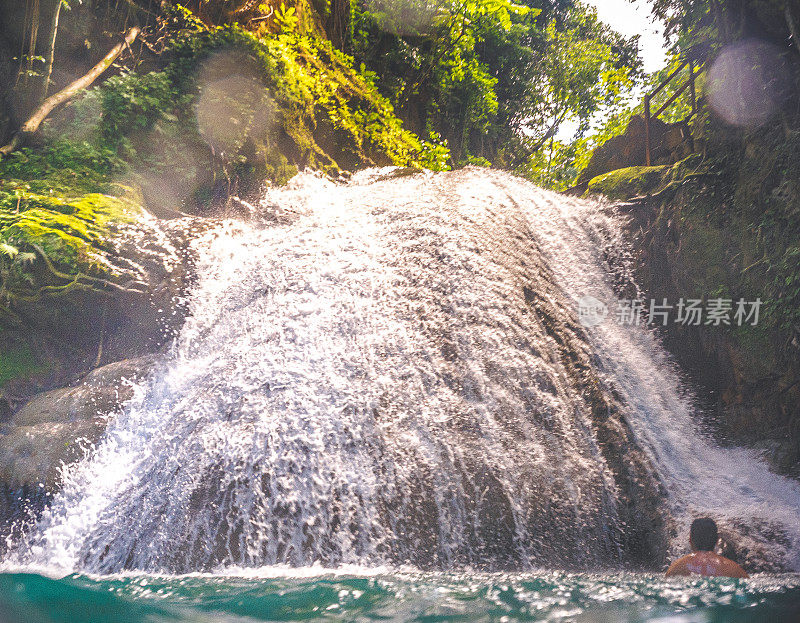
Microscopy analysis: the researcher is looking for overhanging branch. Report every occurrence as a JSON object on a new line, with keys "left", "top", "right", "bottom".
{"left": 0, "top": 26, "right": 141, "bottom": 159}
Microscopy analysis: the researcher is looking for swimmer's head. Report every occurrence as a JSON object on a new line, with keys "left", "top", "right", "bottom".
{"left": 690, "top": 517, "right": 718, "bottom": 551}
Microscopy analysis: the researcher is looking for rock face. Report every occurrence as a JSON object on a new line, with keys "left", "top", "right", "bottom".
{"left": 0, "top": 196, "right": 200, "bottom": 408}
{"left": 575, "top": 115, "right": 692, "bottom": 189}
{"left": 618, "top": 187, "right": 800, "bottom": 477}
{"left": 0, "top": 355, "right": 158, "bottom": 545}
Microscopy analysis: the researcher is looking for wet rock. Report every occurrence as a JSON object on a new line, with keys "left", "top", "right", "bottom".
{"left": 376, "top": 167, "right": 424, "bottom": 181}
{"left": 752, "top": 440, "right": 800, "bottom": 476}
{"left": 0, "top": 355, "right": 157, "bottom": 491}
{"left": 718, "top": 519, "right": 796, "bottom": 573}
{"left": 575, "top": 115, "right": 691, "bottom": 188}
{"left": 0, "top": 354, "right": 158, "bottom": 545}
{"left": 0, "top": 420, "right": 106, "bottom": 492}
{"left": 9, "top": 355, "right": 157, "bottom": 431}
{"left": 96, "top": 215, "right": 200, "bottom": 365}
{"left": 619, "top": 186, "right": 800, "bottom": 478}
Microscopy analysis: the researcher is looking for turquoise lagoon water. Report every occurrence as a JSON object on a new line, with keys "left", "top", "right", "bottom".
{"left": 0, "top": 569, "right": 798, "bottom": 623}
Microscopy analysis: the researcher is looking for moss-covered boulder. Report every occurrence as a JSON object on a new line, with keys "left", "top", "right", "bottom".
{"left": 158, "top": 26, "right": 428, "bottom": 189}
{"left": 0, "top": 146, "right": 195, "bottom": 396}
{"left": 575, "top": 115, "right": 691, "bottom": 189}
{"left": 586, "top": 165, "right": 669, "bottom": 200}
{"left": 1, "top": 185, "right": 189, "bottom": 339}
{"left": 0, "top": 355, "right": 157, "bottom": 545}
{"left": 0, "top": 189, "right": 139, "bottom": 308}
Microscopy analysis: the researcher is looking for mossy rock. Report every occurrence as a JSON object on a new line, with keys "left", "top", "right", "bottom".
{"left": 0, "top": 340, "right": 46, "bottom": 389}
{"left": 163, "top": 26, "right": 426, "bottom": 183}
{"left": 1, "top": 174, "right": 190, "bottom": 363}
{"left": 586, "top": 165, "right": 669, "bottom": 200}
{"left": 1, "top": 187, "right": 142, "bottom": 313}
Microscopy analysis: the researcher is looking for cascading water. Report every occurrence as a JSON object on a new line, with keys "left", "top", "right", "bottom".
{"left": 5, "top": 167, "right": 800, "bottom": 575}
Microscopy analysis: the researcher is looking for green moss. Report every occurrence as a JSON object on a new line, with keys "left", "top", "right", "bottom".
{"left": 731, "top": 326, "right": 776, "bottom": 380}
{"left": 0, "top": 136, "right": 145, "bottom": 325}
{"left": 667, "top": 153, "right": 703, "bottom": 183}
{"left": 0, "top": 341, "right": 45, "bottom": 387}
{"left": 165, "top": 25, "right": 430, "bottom": 176}
{"left": 677, "top": 216, "right": 729, "bottom": 294}
{"left": 264, "top": 151, "right": 299, "bottom": 186}
{"left": 586, "top": 165, "right": 669, "bottom": 200}
{"left": 1, "top": 185, "right": 140, "bottom": 311}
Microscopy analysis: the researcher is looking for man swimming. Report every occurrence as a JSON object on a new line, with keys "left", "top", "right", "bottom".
{"left": 665, "top": 517, "right": 749, "bottom": 578}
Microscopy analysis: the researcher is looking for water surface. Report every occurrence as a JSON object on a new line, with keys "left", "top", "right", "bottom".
{"left": 1, "top": 569, "right": 798, "bottom": 623}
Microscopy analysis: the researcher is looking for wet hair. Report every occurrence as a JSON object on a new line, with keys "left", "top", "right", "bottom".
{"left": 690, "top": 517, "right": 718, "bottom": 551}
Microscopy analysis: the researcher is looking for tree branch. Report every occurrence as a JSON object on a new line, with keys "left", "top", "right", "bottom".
{"left": 527, "top": 108, "right": 568, "bottom": 153}
{"left": 0, "top": 26, "right": 141, "bottom": 159}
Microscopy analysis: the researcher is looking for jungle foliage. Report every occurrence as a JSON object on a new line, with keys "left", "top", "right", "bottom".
{"left": 1, "top": 0, "right": 644, "bottom": 178}
{"left": 350, "top": 0, "right": 642, "bottom": 168}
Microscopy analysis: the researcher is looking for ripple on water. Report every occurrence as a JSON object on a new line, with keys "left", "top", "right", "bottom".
{"left": 0, "top": 570, "right": 798, "bottom": 623}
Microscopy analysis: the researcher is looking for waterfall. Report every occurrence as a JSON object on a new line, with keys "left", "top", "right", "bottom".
{"left": 6, "top": 167, "right": 800, "bottom": 574}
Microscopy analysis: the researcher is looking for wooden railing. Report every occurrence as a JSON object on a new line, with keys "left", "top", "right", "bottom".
{"left": 643, "top": 58, "right": 701, "bottom": 165}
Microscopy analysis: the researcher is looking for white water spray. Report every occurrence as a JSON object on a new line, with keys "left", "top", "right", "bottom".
{"left": 6, "top": 168, "right": 800, "bottom": 574}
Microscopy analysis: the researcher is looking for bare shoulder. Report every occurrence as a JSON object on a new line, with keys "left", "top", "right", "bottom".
{"left": 720, "top": 557, "right": 749, "bottom": 578}
{"left": 665, "top": 554, "right": 692, "bottom": 577}
{"left": 665, "top": 553, "right": 749, "bottom": 578}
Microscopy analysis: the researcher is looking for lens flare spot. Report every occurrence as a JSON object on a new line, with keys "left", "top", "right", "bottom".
{"left": 706, "top": 39, "right": 790, "bottom": 128}
{"left": 365, "top": 0, "right": 442, "bottom": 36}
{"left": 195, "top": 50, "right": 274, "bottom": 156}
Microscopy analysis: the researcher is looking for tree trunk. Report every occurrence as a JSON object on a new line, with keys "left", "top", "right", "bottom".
{"left": 39, "top": 0, "right": 62, "bottom": 105}
{"left": 327, "top": 0, "right": 350, "bottom": 51}
{"left": 23, "top": 0, "right": 41, "bottom": 90}
{"left": 0, "top": 26, "right": 141, "bottom": 158}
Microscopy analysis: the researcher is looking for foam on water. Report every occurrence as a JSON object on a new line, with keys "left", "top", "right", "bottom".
{"left": 4, "top": 168, "right": 800, "bottom": 574}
